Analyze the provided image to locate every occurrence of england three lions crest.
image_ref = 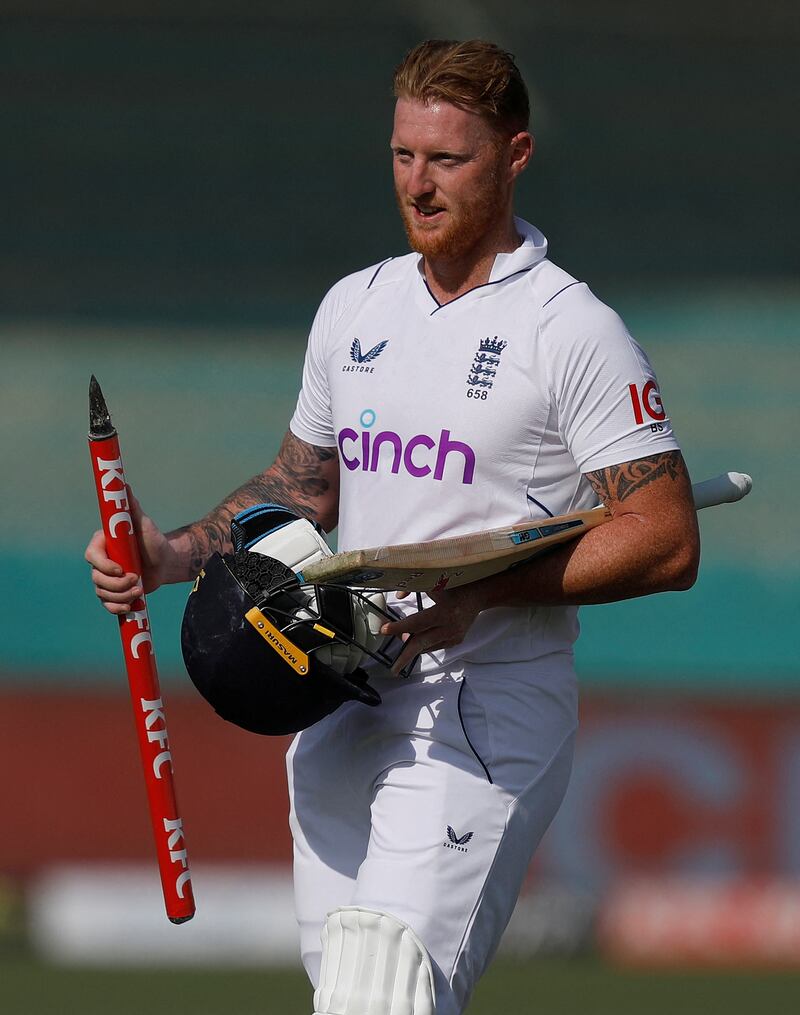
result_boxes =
[466,336,507,399]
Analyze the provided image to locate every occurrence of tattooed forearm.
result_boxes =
[172,514,235,574]
[171,432,340,572]
[272,430,338,506]
[586,451,687,506]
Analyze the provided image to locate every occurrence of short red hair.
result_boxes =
[393,39,530,135]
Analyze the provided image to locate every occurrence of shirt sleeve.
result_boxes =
[289,279,351,448]
[541,283,680,473]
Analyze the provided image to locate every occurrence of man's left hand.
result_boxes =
[380,584,484,674]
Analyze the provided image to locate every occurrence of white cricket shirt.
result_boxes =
[290,218,679,670]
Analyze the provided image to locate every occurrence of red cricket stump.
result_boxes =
[88,376,195,924]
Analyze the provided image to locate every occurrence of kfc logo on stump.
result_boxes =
[629,381,666,432]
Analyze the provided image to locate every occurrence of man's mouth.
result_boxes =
[411,203,445,221]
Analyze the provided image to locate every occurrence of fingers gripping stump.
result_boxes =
[314,908,436,1015]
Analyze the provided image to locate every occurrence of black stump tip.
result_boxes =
[88,375,116,439]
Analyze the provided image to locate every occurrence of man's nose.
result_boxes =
[406,159,435,198]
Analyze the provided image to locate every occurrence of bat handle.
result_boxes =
[692,471,753,510]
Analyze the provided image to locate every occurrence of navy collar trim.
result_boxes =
[424,266,534,315]
[367,257,394,289]
[542,280,582,308]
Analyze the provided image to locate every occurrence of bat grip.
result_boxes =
[692,472,753,511]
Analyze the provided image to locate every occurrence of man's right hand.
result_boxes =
[85,489,173,615]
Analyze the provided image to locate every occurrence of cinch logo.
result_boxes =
[337,411,476,485]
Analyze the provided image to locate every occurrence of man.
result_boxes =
[87,40,699,1015]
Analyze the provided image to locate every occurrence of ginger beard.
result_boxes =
[394,147,507,262]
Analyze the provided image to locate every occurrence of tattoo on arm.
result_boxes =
[174,432,339,572]
[586,451,687,506]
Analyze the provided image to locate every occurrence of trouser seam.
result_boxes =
[456,678,493,784]
[446,720,578,995]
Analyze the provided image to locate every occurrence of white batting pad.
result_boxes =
[248,518,332,572]
[314,907,436,1015]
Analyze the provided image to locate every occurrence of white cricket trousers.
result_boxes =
[287,653,578,1015]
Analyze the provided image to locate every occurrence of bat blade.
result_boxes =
[301,471,752,593]
[301,507,611,591]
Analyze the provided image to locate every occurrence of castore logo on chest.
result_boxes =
[342,338,389,373]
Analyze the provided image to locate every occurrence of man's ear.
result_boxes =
[508,131,534,180]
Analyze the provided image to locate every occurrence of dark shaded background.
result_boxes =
[1,1,796,325]
[2,2,798,684]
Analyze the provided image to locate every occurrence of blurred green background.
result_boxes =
[1,3,798,1010]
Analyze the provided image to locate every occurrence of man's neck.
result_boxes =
[422,221,523,306]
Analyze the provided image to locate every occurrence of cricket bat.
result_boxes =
[299,471,752,593]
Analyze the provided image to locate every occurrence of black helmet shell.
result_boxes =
[181,552,380,735]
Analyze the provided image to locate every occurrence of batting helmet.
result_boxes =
[181,546,396,736]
